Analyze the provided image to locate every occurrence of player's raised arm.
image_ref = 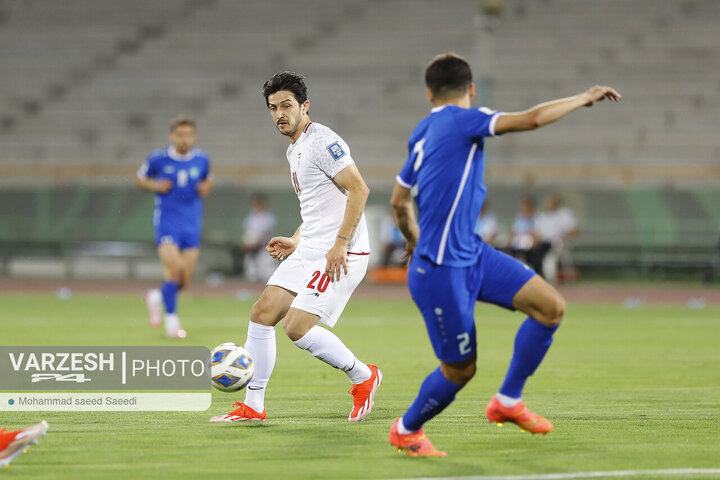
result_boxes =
[390,182,419,261]
[326,164,370,282]
[493,85,621,135]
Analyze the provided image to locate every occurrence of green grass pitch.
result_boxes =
[1,292,719,479]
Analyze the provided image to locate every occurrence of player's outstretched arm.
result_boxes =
[326,164,370,282]
[390,183,419,261]
[494,85,621,135]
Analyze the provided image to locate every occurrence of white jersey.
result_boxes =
[537,207,577,242]
[286,122,370,253]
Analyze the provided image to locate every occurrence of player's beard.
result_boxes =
[276,116,300,138]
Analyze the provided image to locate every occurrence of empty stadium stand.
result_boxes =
[0,0,717,280]
[1,0,718,175]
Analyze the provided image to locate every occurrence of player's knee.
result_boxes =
[538,294,565,326]
[459,362,477,383]
[282,317,310,342]
[441,360,476,386]
[250,298,279,327]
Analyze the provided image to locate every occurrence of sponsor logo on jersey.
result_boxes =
[326,142,346,160]
[163,166,176,173]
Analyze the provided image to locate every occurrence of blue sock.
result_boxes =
[499,317,559,399]
[161,281,179,314]
[402,367,463,432]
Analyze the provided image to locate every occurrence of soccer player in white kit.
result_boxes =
[210,72,382,423]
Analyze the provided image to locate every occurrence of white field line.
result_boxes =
[389,468,720,480]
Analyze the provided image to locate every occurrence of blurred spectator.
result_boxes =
[536,194,578,283]
[510,196,542,271]
[381,212,407,265]
[233,194,276,281]
[474,202,499,246]
[511,196,539,251]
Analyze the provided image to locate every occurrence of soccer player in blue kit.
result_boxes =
[136,115,213,338]
[389,53,621,456]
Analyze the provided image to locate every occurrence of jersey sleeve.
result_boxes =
[455,107,503,139]
[137,154,159,179]
[309,134,354,178]
[396,140,415,189]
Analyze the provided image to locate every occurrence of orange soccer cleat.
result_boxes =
[0,421,49,468]
[347,364,382,422]
[389,417,447,457]
[209,402,266,422]
[485,395,553,434]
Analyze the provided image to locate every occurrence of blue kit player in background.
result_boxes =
[389,53,621,456]
[136,115,213,338]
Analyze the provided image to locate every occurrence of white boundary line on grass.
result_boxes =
[390,468,720,480]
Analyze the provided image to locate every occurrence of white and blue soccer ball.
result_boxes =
[209,343,254,392]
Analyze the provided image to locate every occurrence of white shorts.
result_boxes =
[266,245,369,327]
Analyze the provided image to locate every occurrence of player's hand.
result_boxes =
[196,179,212,197]
[400,240,416,264]
[154,179,173,194]
[325,240,348,283]
[581,86,622,107]
[266,236,298,261]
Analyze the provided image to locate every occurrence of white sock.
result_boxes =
[148,288,162,305]
[243,322,276,413]
[496,392,521,407]
[345,359,372,385]
[397,417,416,435]
[293,326,371,384]
[164,313,180,334]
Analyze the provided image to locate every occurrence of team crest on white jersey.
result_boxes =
[326,142,346,160]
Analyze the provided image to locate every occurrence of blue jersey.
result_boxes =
[397,105,501,266]
[137,147,211,234]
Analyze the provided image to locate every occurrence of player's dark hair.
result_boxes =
[425,52,473,99]
[169,114,196,132]
[262,71,308,107]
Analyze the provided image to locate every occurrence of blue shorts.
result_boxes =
[154,229,201,250]
[407,244,536,363]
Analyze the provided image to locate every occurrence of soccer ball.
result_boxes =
[209,343,254,392]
